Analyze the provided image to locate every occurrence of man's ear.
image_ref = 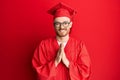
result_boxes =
[69,21,73,28]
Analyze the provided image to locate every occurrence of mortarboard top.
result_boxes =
[47,2,77,20]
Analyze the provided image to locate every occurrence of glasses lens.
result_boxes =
[63,22,70,27]
[54,22,60,27]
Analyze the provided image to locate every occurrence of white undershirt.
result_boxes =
[57,41,67,48]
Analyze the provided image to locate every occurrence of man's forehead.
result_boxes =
[54,17,70,22]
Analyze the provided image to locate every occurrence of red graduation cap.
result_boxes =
[47,2,77,20]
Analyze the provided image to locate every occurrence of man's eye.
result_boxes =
[63,22,68,25]
[54,23,60,25]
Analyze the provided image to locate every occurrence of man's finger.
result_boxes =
[60,43,64,50]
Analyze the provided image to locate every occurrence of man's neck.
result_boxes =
[56,35,69,42]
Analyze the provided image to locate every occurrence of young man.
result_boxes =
[32,2,91,80]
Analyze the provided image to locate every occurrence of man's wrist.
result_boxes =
[55,61,58,67]
[66,61,70,68]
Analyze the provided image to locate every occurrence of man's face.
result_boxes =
[54,17,72,37]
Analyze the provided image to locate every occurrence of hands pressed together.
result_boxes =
[55,43,69,68]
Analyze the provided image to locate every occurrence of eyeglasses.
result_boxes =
[54,21,70,28]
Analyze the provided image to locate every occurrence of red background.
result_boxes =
[0,0,120,80]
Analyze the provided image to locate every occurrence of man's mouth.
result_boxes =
[59,29,66,33]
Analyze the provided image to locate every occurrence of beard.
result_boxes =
[56,28,70,37]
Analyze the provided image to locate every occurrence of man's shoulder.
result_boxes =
[70,37,86,48]
[70,37,83,43]
[40,37,56,44]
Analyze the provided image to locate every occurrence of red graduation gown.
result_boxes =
[32,37,91,80]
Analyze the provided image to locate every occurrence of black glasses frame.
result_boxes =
[54,21,71,28]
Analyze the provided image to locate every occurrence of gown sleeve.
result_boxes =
[32,41,56,80]
[69,41,91,80]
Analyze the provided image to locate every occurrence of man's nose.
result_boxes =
[60,24,64,29]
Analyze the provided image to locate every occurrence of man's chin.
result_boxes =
[57,34,68,37]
